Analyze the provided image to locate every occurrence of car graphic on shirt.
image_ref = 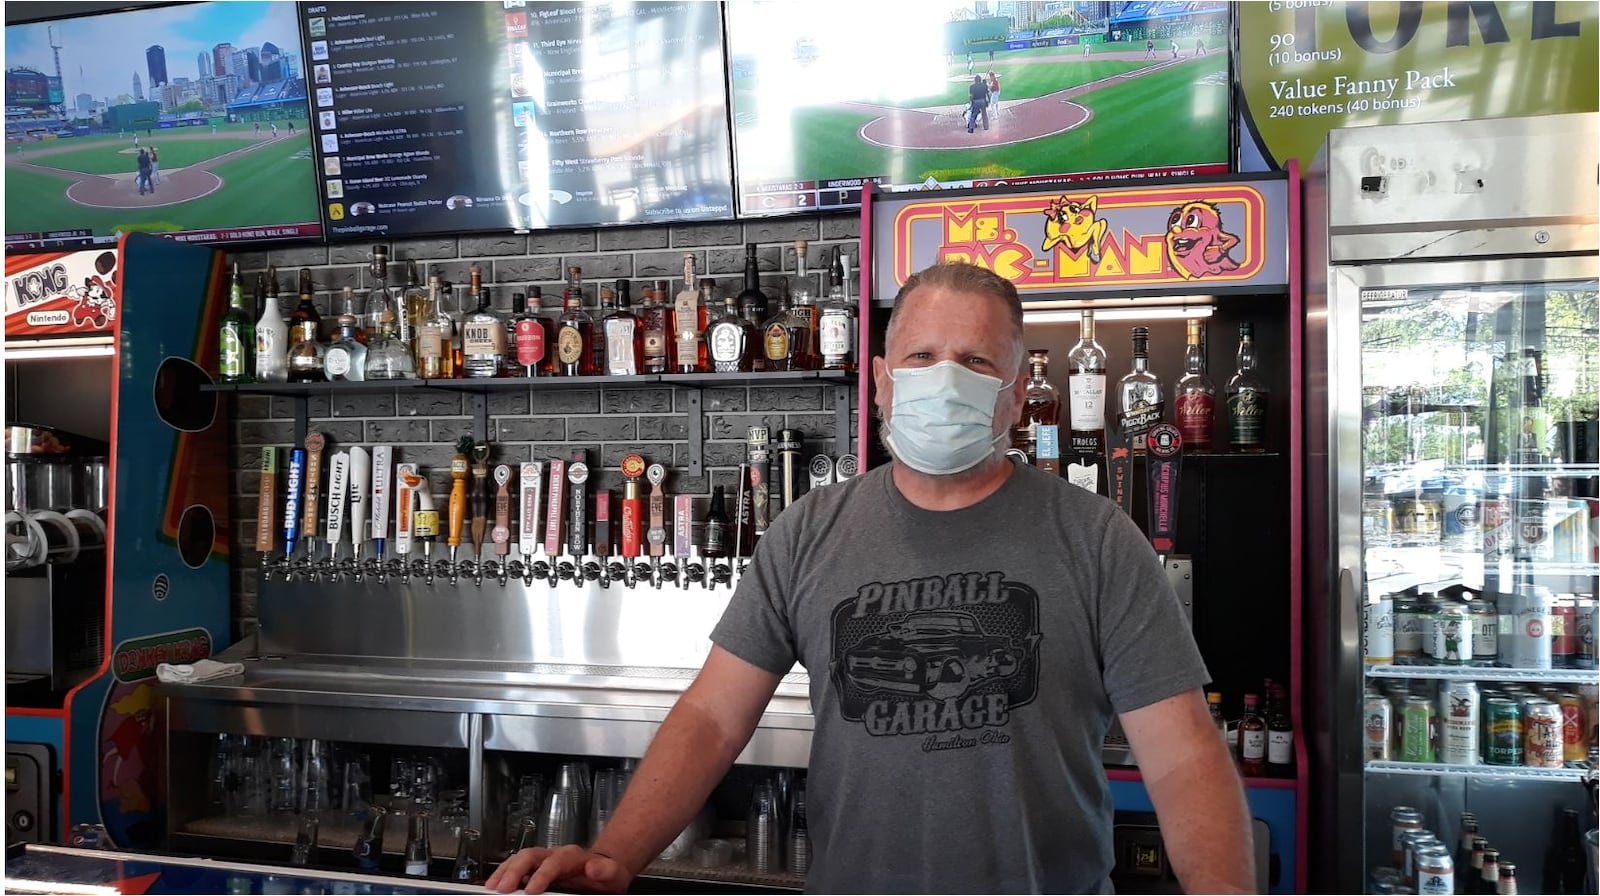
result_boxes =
[841,612,1021,701]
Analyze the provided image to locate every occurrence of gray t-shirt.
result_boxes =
[711,461,1209,893]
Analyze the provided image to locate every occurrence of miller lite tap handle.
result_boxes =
[301,432,326,545]
[447,437,471,550]
[348,446,370,556]
[256,447,278,554]
[492,464,512,557]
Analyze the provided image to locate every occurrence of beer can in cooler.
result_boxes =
[1401,830,1437,887]
[1416,596,1441,664]
[1399,695,1435,762]
[1500,584,1553,670]
[1442,485,1481,552]
[1415,844,1453,895]
[1480,494,1513,556]
[1467,599,1498,666]
[1551,598,1577,668]
[1431,601,1472,666]
[1483,697,1522,766]
[1364,690,1393,760]
[1394,598,1424,665]
[1524,699,1564,768]
[1558,692,1588,761]
[1366,595,1395,665]
[1438,680,1479,765]
[1576,597,1597,670]
[1389,806,1425,866]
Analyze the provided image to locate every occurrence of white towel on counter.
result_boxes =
[155,659,244,684]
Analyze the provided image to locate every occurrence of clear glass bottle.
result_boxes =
[285,268,327,383]
[399,257,424,352]
[672,255,708,374]
[603,279,644,376]
[403,807,431,877]
[363,244,393,344]
[640,279,671,374]
[1065,309,1107,459]
[364,300,416,380]
[352,804,387,870]
[414,274,453,379]
[451,827,483,883]
[1014,349,1061,462]
[708,290,757,373]
[1116,326,1164,453]
[461,274,506,379]
[556,266,598,377]
[323,288,367,382]
[789,241,819,370]
[1226,322,1268,452]
[817,247,855,371]
[255,266,289,383]
[218,262,254,383]
[1173,318,1215,451]
[451,273,473,377]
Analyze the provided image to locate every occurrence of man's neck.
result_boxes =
[891,454,1013,511]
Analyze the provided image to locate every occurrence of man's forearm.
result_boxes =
[1142,736,1256,893]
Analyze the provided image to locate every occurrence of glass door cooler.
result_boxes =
[1306,112,1599,893]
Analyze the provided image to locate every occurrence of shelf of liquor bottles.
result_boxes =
[1365,665,1598,684]
[1363,760,1593,782]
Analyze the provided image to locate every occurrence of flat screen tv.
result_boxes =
[4,1,323,252]
[724,0,1234,217]
[300,0,735,240]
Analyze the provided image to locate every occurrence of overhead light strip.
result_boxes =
[1022,307,1215,324]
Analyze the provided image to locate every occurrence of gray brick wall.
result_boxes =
[226,213,862,640]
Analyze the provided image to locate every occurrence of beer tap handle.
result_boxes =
[394,462,416,583]
[370,446,392,570]
[283,448,306,576]
[447,437,471,567]
[348,446,370,578]
[301,432,326,562]
[256,447,279,577]
[325,450,350,577]
[646,463,667,559]
[566,453,589,560]
[469,441,490,558]
[673,494,694,590]
[492,464,512,584]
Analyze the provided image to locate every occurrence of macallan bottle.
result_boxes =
[1173,319,1216,450]
[1237,692,1266,776]
[602,279,644,375]
[1226,322,1268,452]
[1065,309,1107,461]
[1013,349,1061,462]
[556,266,598,377]
[1116,326,1163,453]
[640,280,671,374]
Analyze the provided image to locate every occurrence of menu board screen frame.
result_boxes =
[724,0,1236,219]
[300,0,737,243]
[4,0,324,254]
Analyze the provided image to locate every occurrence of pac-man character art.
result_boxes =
[1165,200,1240,280]
[1043,194,1109,263]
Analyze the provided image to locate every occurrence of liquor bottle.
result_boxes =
[218,262,254,383]
[450,276,470,377]
[323,288,367,382]
[789,241,819,370]
[1265,682,1293,772]
[255,267,288,383]
[640,279,670,374]
[1206,690,1228,746]
[602,279,644,376]
[1237,692,1266,775]
[708,289,757,373]
[703,485,730,559]
[817,247,856,371]
[1173,318,1216,450]
[672,256,708,373]
[736,242,768,328]
[1066,309,1108,462]
[399,258,424,351]
[1226,322,1268,452]
[556,266,598,377]
[591,284,616,375]
[1495,862,1517,895]
[460,268,504,378]
[529,286,557,376]
[761,278,800,372]
[505,293,542,377]
[415,274,454,379]
[403,808,431,877]
[364,292,416,381]
[364,245,393,343]
[1012,349,1061,462]
[285,269,327,383]
[1117,327,1163,452]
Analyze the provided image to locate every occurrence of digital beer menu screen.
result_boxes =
[300,0,735,239]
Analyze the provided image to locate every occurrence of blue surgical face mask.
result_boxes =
[885,361,1015,476]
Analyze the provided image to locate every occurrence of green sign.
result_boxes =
[1239,1,1598,169]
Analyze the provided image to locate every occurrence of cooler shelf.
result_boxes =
[1364,665,1596,683]
[1363,760,1591,782]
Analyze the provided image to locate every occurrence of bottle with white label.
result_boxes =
[460,266,506,379]
[816,246,855,371]
[254,267,288,382]
[1238,692,1266,775]
[1266,684,1294,770]
[1066,309,1107,483]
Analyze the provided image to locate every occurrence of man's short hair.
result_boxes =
[886,262,1025,370]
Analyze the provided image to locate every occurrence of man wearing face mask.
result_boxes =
[488,262,1254,895]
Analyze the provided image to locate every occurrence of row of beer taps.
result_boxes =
[254,430,846,590]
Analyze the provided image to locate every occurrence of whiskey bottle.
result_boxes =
[1226,322,1268,452]
[254,266,288,383]
[1237,692,1266,776]
[1116,326,1164,453]
[461,278,507,379]
[530,286,558,376]
[817,247,856,371]
[1266,681,1293,772]
[602,279,643,376]
[285,268,327,383]
[218,262,254,383]
[639,280,670,374]
[672,256,708,373]
[415,274,454,379]
[1066,309,1108,462]
[703,485,730,559]
[591,284,615,375]
[505,293,543,377]
[398,257,424,351]
[736,242,768,327]
[1013,349,1061,462]
[708,289,757,373]
[761,278,799,372]
[363,245,394,344]
[1173,319,1215,450]
[788,242,819,370]
[556,266,598,377]
[323,288,367,382]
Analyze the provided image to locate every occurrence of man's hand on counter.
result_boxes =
[485,845,631,894]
